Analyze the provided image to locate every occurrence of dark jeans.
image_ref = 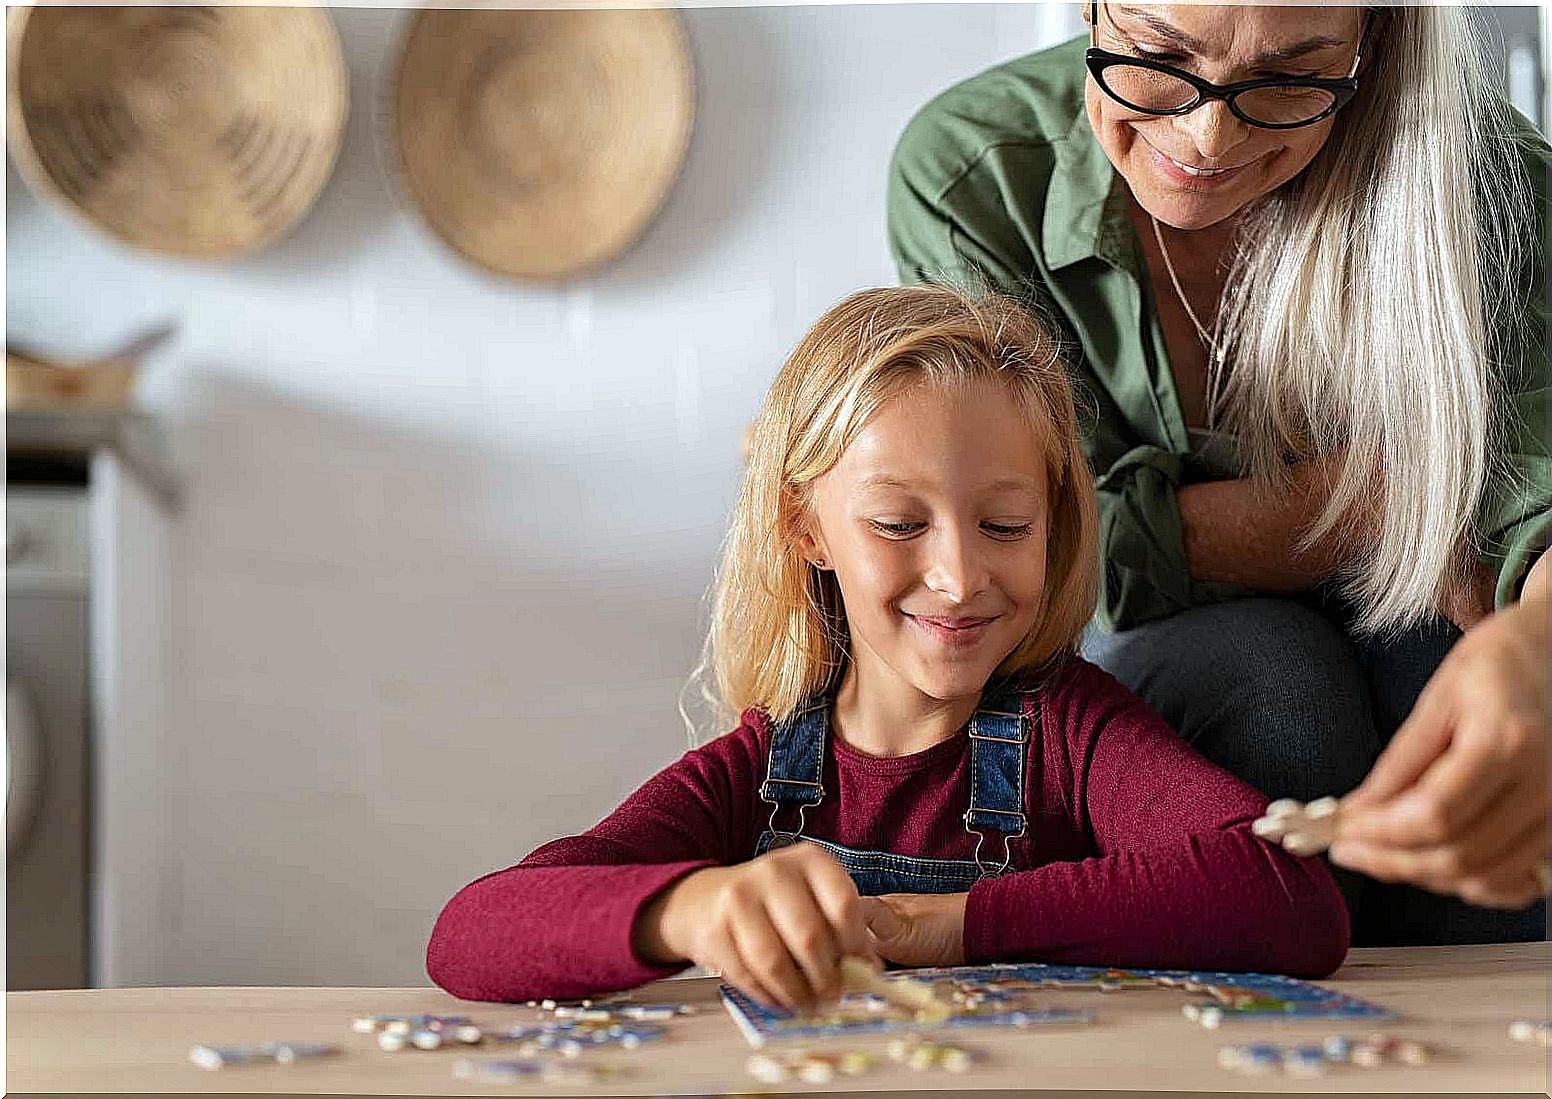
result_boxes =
[1081,595,1547,947]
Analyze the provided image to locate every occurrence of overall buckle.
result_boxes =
[962,807,1028,877]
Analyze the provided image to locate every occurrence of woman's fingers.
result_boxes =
[1456,817,1552,909]
[1339,744,1516,853]
[1341,684,1452,812]
[1332,784,1548,902]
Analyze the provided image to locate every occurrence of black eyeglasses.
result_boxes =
[1085,2,1373,130]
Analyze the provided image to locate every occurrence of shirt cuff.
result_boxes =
[1092,446,1192,632]
[1492,510,1552,607]
[962,873,1066,963]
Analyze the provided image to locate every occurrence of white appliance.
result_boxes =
[7,486,91,989]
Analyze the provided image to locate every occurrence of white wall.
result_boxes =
[6,3,1081,987]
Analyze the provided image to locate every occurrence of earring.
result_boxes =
[812,557,828,569]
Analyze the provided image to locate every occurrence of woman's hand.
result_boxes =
[631,842,878,1013]
[859,892,968,968]
[1330,567,1550,909]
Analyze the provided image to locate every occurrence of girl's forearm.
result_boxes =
[963,830,1350,977]
[426,861,713,1002]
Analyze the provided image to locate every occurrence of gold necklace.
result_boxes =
[1151,215,1222,368]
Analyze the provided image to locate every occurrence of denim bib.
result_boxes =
[753,680,1036,895]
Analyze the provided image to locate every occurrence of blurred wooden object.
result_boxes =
[6,6,348,258]
[6,326,171,411]
[392,8,694,281]
[7,354,137,410]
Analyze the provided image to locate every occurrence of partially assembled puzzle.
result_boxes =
[720,961,1394,1046]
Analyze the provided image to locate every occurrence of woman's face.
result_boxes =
[1085,3,1366,230]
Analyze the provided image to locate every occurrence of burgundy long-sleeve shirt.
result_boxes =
[427,659,1349,1001]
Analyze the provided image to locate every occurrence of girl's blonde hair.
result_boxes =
[1213,5,1538,634]
[698,284,1098,731]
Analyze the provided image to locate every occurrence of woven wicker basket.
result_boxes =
[6,6,348,259]
[392,8,694,281]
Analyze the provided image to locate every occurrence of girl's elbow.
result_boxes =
[424,903,509,1002]
[1280,876,1352,979]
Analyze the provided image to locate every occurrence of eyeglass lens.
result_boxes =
[1099,65,1339,126]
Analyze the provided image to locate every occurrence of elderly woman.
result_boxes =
[889,3,1548,945]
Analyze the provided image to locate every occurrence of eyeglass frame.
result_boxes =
[1084,2,1375,130]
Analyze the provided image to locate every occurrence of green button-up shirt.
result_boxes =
[888,34,1551,632]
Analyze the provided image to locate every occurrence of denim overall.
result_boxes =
[752,680,1037,894]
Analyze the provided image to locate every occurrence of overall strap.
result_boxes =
[964,679,1036,877]
[758,698,827,840]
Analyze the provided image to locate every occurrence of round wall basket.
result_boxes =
[6,6,348,259]
[392,8,695,282]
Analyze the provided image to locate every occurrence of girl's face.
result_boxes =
[1086,3,1365,230]
[799,379,1050,709]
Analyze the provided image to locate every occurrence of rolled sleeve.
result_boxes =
[1091,446,1193,630]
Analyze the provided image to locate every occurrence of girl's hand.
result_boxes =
[859,893,968,968]
[633,843,878,1013]
[1330,587,1550,909]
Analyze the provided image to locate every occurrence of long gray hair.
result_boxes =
[1212,4,1537,634]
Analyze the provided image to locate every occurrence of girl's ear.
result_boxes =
[793,522,832,571]
[783,492,832,571]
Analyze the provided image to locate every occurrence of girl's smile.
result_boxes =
[904,613,998,649]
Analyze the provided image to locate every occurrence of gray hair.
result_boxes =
[1213,4,1536,634]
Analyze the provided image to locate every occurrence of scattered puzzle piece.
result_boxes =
[746,1048,877,1084]
[490,1019,665,1056]
[1218,1034,1434,1077]
[1510,1019,1552,1046]
[352,1013,471,1034]
[453,1056,622,1085]
[378,1022,483,1051]
[189,1041,339,1070]
[887,1034,977,1073]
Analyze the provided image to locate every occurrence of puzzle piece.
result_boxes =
[886,1035,978,1073]
[490,1019,665,1056]
[378,1022,483,1051]
[746,1048,877,1084]
[453,1057,622,1085]
[1510,1019,1552,1046]
[189,1041,339,1069]
[1252,796,1340,856]
[1218,1033,1433,1076]
[528,997,699,1023]
[352,1013,471,1034]
[839,956,952,1021]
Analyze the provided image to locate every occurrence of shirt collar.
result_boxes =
[1041,100,1139,275]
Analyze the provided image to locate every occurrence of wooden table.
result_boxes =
[9,945,1549,1096]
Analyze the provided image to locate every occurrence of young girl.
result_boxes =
[427,286,1349,1009]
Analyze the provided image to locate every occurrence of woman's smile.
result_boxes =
[1138,132,1269,190]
